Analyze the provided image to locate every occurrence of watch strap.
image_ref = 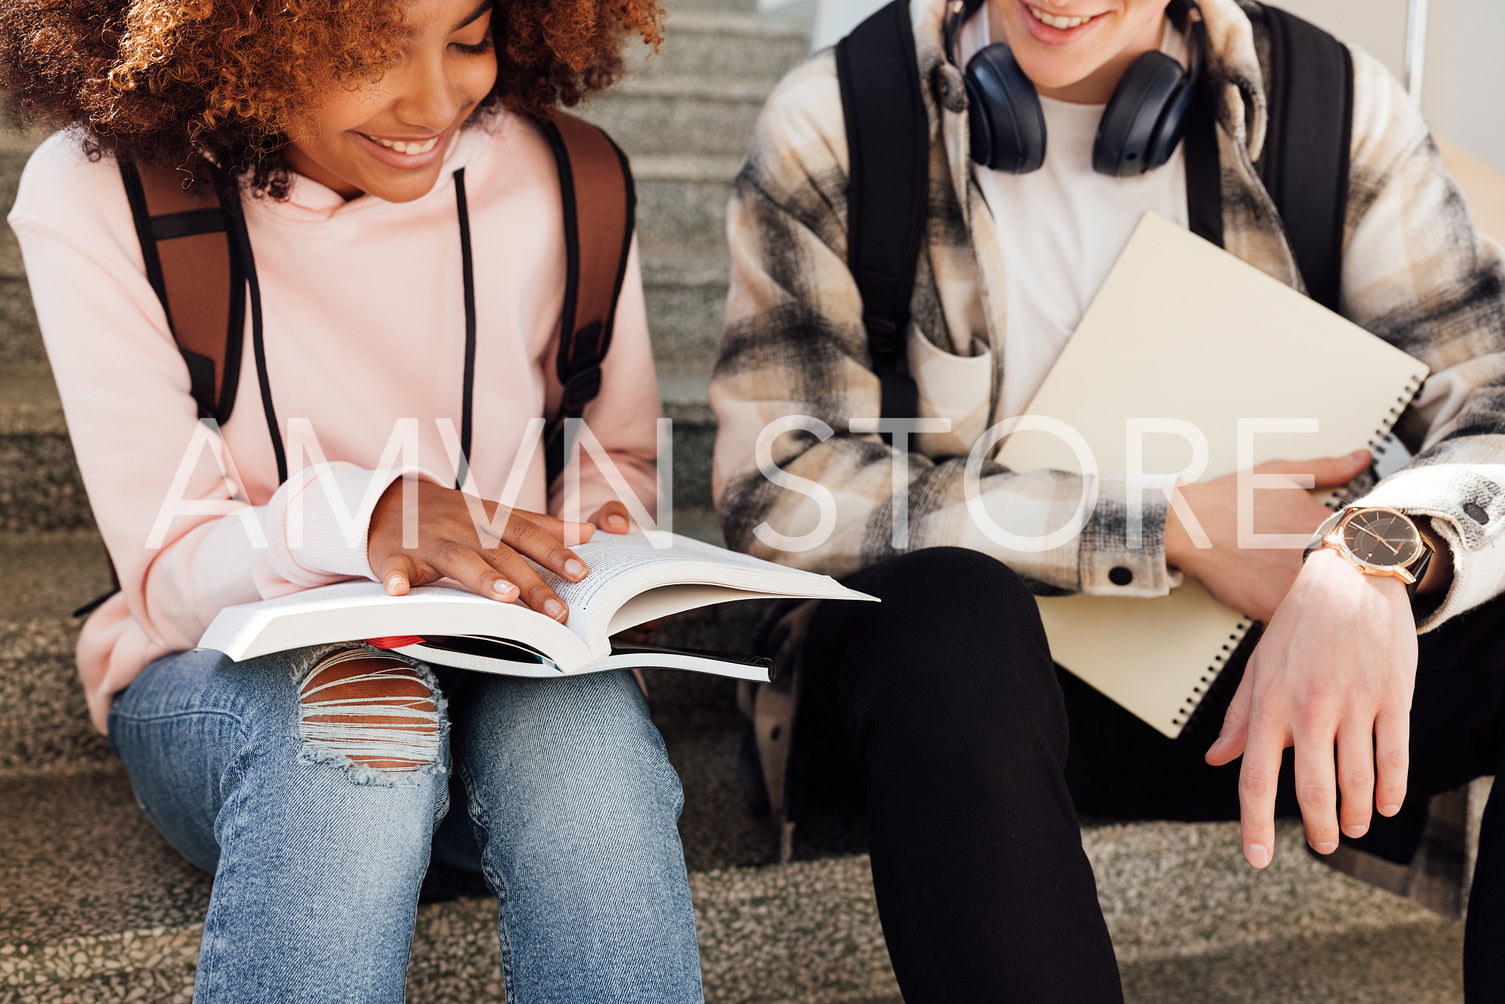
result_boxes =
[1302,510,1344,563]
[1406,535,1434,598]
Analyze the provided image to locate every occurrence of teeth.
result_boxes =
[367,135,439,155]
[1027,5,1092,28]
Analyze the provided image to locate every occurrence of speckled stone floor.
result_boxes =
[1,752,1468,1003]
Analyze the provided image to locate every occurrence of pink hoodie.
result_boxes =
[9,112,663,732]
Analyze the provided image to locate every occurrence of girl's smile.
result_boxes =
[352,128,450,172]
[282,0,497,202]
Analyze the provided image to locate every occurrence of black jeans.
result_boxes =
[798,547,1505,1003]
[798,548,1123,1003]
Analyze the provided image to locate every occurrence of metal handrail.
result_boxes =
[1405,0,1429,103]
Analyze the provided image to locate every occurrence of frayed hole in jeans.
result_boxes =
[298,649,441,772]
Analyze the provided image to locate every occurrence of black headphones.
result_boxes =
[947,0,1205,177]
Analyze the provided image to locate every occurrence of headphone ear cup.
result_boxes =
[1092,51,1187,177]
[964,44,1046,173]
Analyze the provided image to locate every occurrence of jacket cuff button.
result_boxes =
[1109,566,1134,586]
[1464,502,1490,525]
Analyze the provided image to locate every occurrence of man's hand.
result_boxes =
[1205,548,1418,868]
[1166,451,1371,623]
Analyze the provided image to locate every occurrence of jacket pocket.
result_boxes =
[906,329,994,457]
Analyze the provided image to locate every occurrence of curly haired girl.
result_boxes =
[5,0,704,999]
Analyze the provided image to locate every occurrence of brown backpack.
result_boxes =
[78,112,635,617]
[117,110,636,489]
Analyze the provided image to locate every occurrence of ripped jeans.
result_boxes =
[107,643,704,1004]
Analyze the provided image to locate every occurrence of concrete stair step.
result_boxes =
[0,360,721,536]
[0,364,91,534]
[1115,919,1463,1003]
[861,917,1467,1004]
[0,758,1461,1003]
[666,0,766,16]
[631,10,808,85]
[577,76,770,158]
[635,155,742,259]
[645,254,731,374]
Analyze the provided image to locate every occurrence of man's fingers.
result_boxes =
[1292,724,1341,854]
[1206,671,1253,765]
[1238,717,1286,869]
[1262,450,1371,488]
[1374,707,1411,817]
[1336,722,1376,839]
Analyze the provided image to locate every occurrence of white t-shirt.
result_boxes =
[960,10,1191,417]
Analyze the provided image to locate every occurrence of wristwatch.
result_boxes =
[1302,506,1434,597]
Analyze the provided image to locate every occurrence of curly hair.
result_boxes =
[0,0,662,194]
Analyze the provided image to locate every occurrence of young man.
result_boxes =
[711,0,1505,999]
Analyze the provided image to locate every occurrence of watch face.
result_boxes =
[1340,509,1422,568]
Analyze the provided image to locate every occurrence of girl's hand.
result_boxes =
[588,500,634,534]
[367,479,595,622]
[586,501,664,641]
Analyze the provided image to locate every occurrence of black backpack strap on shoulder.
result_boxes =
[836,0,927,429]
[1257,3,1353,312]
[118,159,246,425]
[536,111,636,486]
[1179,2,1223,249]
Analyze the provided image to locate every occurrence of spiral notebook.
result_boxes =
[997,213,1429,738]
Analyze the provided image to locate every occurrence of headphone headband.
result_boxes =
[947,0,1205,176]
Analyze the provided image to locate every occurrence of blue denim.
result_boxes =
[108,644,704,1004]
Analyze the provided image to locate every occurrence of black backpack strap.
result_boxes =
[536,112,637,486]
[1257,3,1353,312]
[836,0,926,429]
[118,159,246,424]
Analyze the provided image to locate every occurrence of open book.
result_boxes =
[997,213,1430,738]
[198,531,874,682]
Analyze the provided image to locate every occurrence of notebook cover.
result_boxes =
[997,213,1429,737]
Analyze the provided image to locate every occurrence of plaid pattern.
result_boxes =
[711,0,1505,914]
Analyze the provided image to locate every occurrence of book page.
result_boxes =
[542,533,699,612]
[534,531,873,650]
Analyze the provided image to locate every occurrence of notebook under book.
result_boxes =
[996,212,1430,738]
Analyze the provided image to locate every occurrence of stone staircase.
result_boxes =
[4,2,1500,1000]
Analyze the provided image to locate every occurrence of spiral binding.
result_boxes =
[1336,372,1426,507]
[1170,371,1427,738]
[1171,619,1254,733]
